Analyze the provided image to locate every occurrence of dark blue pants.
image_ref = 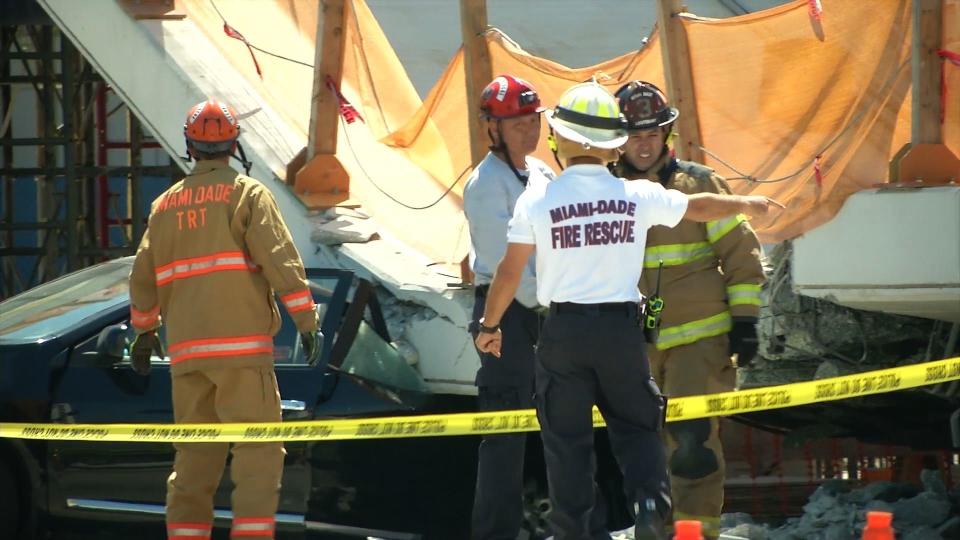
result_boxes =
[471,385,534,540]
[470,293,611,540]
[535,306,670,540]
[470,290,539,540]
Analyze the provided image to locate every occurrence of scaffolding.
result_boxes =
[0,6,181,299]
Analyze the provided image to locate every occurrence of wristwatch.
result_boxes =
[478,318,500,334]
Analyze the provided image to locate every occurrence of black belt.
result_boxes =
[549,301,638,318]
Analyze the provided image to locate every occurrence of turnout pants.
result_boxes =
[535,304,670,540]
[165,366,284,540]
[647,334,734,539]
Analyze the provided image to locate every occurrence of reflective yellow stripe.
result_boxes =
[727,283,762,306]
[656,311,732,350]
[644,241,714,268]
[597,99,613,119]
[569,95,589,114]
[672,511,720,536]
[705,213,747,243]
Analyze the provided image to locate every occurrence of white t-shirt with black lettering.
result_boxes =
[507,163,688,306]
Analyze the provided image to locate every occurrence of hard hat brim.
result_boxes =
[626,107,680,131]
[545,109,628,149]
[485,106,546,120]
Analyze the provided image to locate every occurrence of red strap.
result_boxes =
[813,154,823,188]
[939,49,960,66]
[325,75,365,124]
[223,23,263,79]
[807,0,823,22]
[938,49,960,124]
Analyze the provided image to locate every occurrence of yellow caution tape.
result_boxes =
[1,356,958,443]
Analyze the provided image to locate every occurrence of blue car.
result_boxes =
[0,257,516,539]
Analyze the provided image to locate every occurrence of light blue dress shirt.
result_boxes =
[463,152,555,308]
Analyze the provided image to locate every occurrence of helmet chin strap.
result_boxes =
[621,143,672,182]
[182,139,251,175]
[182,137,194,165]
[488,120,528,186]
[232,141,253,175]
[547,126,564,171]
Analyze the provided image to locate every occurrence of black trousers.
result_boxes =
[470,290,539,540]
[535,304,670,540]
[471,385,534,540]
[470,293,611,540]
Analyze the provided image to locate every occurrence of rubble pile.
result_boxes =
[747,242,939,391]
[718,470,959,540]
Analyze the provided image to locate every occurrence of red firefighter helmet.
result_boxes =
[183,99,240,154]
[614,81,679,131]
[479,75,545,120]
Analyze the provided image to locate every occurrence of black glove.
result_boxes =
[130,331,164,376]
[301,329,324,364]
[728,317,759,368]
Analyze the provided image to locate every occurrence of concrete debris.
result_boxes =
[310,215,379,245]
[863,499,895,514]
[761,471,958,539]
[816,478,853,496]
[937,516,960,537]
[745,241,941,388]
[719,522,769,539]
[891,491,952,527]
[307,206,371,220]
[377,290,440,340]
[324,207,371,220]
[847,481,917,504]
[812,360,859,380]
[902,525,943,540]
[611,472,957,540]
[721,512,756,528]
[921,468,948,496]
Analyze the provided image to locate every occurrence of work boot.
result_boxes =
[634,498,667,540]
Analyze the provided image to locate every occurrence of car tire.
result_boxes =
[0,460,21,539]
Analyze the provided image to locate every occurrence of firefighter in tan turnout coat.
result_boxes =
[128,99,322,540]
[612,81,765,539]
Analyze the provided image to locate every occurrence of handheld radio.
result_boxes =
[643,260,664,344]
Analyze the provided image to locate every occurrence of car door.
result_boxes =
[46,269,353,525]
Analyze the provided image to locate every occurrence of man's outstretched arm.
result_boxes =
[684,193,784,222]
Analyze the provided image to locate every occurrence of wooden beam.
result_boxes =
[895,0,960,185]
[656,0,705,163]
[294,0,352,205]
[912,0,942,144]
[309,0,347,159]
[118,0,185,20]
[459,0,492,166]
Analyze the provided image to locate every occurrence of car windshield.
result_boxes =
[0,259,132,344]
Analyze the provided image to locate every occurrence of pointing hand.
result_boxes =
[741,196,785,217]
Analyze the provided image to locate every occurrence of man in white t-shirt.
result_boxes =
[475,82,782,540]
[463,74,560,540]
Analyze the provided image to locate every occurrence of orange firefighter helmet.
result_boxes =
[183,99,240,154]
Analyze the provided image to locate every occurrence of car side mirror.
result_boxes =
[96,324,129,362]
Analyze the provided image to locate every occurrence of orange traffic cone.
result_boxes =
[673,520,704,540]
[862,511,895,540]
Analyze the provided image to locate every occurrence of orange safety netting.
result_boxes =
[176,0,958,266]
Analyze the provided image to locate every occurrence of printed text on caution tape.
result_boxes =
[1,356,957,443]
